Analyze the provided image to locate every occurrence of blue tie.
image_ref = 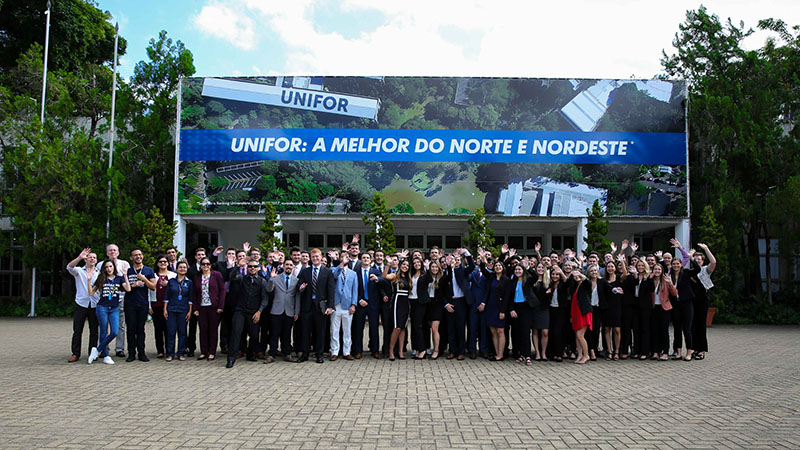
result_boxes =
[363,269,369,300]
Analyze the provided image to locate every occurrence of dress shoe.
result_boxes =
[264,356,275,364]
[297,355,309,363]
[126,355,136,362]
[468,353,477,360]
[447,353,455,360]
[226,359,235,368]
[330,355,338,361]
[344,355,355,361]
[116,351,126,358]
[68,355,79,363]
[276,351,284,357]
[481,353,489,359]
[457,355,465,361]
[246,355,257,362]
[139,355,150,362]
[316,356,324,363]
[256,352,266,360]
[187,351,195,357]
[372,352,382,360]
[284,355,294,362]
[354,353,362,359]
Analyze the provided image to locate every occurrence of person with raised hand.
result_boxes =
[87,259,131,365]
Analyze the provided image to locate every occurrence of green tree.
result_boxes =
[661,7,800,299]
[391,202,414,214]
[465,207,498,255]
[208,176,228,190]
[0,0,126,73]
[257,201,284,257]
[362,193,396,253]
[134,206,177,267]
[584,200,611,254]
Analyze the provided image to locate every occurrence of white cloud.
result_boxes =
[193,2,257,51]
[194,0,800,78]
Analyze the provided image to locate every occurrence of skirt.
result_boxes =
[571,292,593,332]
[392,290,409,329]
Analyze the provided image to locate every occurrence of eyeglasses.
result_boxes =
[247,265,259,269]
[200,262,211,266]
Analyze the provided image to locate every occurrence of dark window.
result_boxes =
[563,235,576,250]
[526,236,543,250]
[395,235,406,248]
[327,234,343,249]
[445,235,462,249]
[196,232,218,251]
[285,233,300,247]
[507,236,524,249]
[427,235,442,249]
[307,234,324,248]
[551,236,562,250]
[408,235,424,249]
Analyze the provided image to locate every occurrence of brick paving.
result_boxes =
[0,318,798,449]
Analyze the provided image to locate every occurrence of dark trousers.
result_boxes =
[447,297,467,356]
[588,306,602,352]
[352,305,380,355]
[71,304,98,357]
[672,299,695,350]
[620,304,635,355]
[165,310,187,357]
[467,303,488,354]
[512,303,533,358]
[651,307,671,354]
[268,313,294,357]
[692,293,709,352]
[547,307,568,358]
[124,303,148,358]
[186,312,198,353]
[258,311,270,354]
[409,299,427,353]
[299,308,327,358]
[637,307,652,356]
[151,304,168,355]
[381,301,393,355]
[219,304,235,350]
[198,306,221,356]
[228,310,260,361]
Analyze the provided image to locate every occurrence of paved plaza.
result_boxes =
[0,318,798,449]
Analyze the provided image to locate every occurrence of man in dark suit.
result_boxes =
[353,252,385,359]
[444,248,475,360]
[265,259,300,363]
[296,248,335,363]
[185,246,208,357]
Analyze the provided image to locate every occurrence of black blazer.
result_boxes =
[297,265,336,313]
[504,276,540,310]
[671,264,699,302]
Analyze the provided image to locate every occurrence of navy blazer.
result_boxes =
[355,265,384,310]
[297,265,336,313]
[468,268,489,307]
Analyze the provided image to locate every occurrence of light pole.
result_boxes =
[105,22,119,239]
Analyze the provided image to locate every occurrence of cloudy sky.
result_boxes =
[97,0,800,81]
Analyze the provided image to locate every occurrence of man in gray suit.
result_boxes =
[265,259,301,363]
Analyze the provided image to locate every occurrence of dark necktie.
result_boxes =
[285,275,289,290]
[363,269,369,300]
[312,267,318,296]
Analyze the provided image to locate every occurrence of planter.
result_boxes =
[706,307,717,327]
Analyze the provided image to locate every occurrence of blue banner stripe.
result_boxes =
[179,128,686,165]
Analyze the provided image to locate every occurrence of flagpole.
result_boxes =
[105,22,118,239]
[30,0,52,318]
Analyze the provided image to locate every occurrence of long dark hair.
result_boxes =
[93,260,116,292]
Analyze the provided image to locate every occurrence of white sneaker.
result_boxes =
[88,347,99,364]
[103,356,115,365]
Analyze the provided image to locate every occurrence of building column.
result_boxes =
[675,218,691,258]
[175,216,187,256]
[576,217,588,253]
[543,232,553,254]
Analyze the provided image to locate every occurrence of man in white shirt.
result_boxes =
[66,248,100,362]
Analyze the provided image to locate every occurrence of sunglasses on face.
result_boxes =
[200,262,211,266]
[157,260,167,264]
[248,265,259,269]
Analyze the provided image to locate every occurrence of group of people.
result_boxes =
[67,235,716,368]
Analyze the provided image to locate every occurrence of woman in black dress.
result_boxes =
[531,263,551,361]
[383,259,410,361]
[603,257,625,360]
[419,260,449,360]
[546,266,569,362]
[482,259,509,361]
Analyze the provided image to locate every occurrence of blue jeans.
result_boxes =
[166,310,188,357]
[96,305,120,358]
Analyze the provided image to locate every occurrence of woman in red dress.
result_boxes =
[569,269,593,364]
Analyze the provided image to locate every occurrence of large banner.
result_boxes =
[178,76,688,217]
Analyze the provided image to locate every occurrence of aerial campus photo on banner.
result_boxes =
[178,76,688,218]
